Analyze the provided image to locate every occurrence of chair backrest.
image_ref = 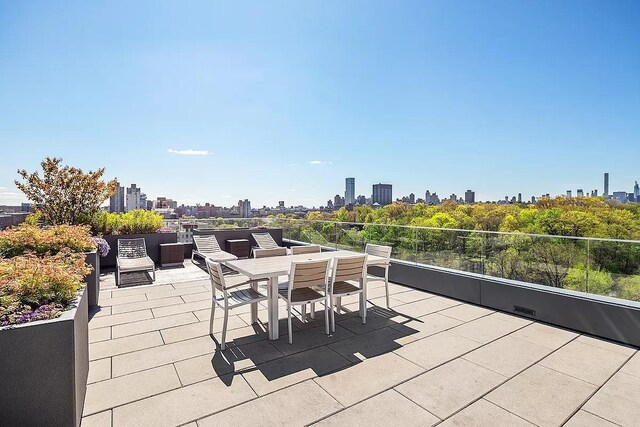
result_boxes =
[205,258,225,292]
[365,243,392,259]
[193,235,223,253]
[291,244,321,255]
[331,254,367,284]
[117,238,147,259]
[289,259,330,290]
[253,247,288,258]
[252,232,280,249]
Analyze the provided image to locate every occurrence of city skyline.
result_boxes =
[1,1,639,207]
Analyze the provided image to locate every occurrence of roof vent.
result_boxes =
[513,305,536,316]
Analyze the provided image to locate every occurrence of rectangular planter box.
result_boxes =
[85,250,100,306]
[100,232,178,268]
[0,286,89,427]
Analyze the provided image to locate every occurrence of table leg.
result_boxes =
[250,282,258,324]
[268,276,279,340]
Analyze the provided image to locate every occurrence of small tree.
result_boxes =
[15,157,117,226]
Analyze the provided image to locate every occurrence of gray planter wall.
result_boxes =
[101,232,178,268]
[84,250,100,306]
[0,286,89,427]
[193,228,283,250]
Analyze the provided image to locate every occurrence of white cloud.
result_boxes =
[309,160,332,165]
[167,149,212,156]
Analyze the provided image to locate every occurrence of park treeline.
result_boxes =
[274,197,640,301]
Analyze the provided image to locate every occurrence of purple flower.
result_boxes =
[92,237,110,257]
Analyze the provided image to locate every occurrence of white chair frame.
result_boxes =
[279,259,331,344]
[329,254,368,332]
[205,258,268,350]
[365,243,392,307]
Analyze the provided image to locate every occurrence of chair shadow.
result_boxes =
[205,301,422,387]
[117,271,154,288]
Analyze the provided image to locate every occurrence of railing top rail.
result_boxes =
[165,217,640,244]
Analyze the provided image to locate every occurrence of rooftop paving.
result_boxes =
[83,262,640,427]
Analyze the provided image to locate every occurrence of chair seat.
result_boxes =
[196,250,238,262]
[118,256,154,272]
[331,281,362,296]
[278,286,326,303]
[216,287,267,306]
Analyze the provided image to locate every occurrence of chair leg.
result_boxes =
[152,267,156,282]
[360,280,367,325]
[301,304,307,323]
[287,302,293,344]
[209,299,216,335]
[336,297,341,314]
[324,298,330,335]
[221,308,229,350]
[310,302,316,319]
[330,296,336,333]
[384,266,390,308]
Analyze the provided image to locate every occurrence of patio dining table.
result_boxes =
[224,249,388,340]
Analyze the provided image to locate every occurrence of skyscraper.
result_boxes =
[425,190,431,205]
[517,193,522,203]
[125,184,142,211]
[238,199,251,217]
[345,178,355,205]
[577,189,584,197]
[566,190,572,197]
[372,184,392,206]
[604,173,609,197]
[464,190,475,204]
[634,181,639,200]
[109,181,125,213]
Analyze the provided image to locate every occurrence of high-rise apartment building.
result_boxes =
[464,190,475,204]
[634,181,639,200]
[126,184,142,211]
[577,189,584,197]
[140,193,147,210]
[567,190,572,197]
[345,178,356,205]
[109,182,125,213]
[409,193,415,204]
[517,193,522,203]
[604,173,609,197]
[238,199,251,217]
[372,184,392,206]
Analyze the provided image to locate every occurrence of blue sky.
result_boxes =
[1,0,638,207]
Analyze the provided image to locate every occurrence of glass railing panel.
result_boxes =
[588,239,640,302]
[335,222,366,253]
[363,223,414,262]
[414,228,483,273]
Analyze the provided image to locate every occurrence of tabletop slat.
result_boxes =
[224,250,387,280]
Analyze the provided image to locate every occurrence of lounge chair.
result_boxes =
[252,232,282,250]
[116,238,155,286]
[192,235,238,264]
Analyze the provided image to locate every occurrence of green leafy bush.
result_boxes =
[92,210,165,235]
[0,251,91,326]
[0,223,95,258]
[562,265,613,296]
[618,276,640,301]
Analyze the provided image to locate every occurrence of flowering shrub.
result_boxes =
[0,251,91,326]
[0,223,95,258]
[91,210,165,235]
[92,237,110,257]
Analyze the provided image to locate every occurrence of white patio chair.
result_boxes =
[279,259,331,344]
[252,232,281,249]
[329,254,368,332]
[205,258,268,350]
[291,244,321,255]
[116,238,155,286]
[253,247,288,258]
[365,243,392,307]
[192,235,238,263]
